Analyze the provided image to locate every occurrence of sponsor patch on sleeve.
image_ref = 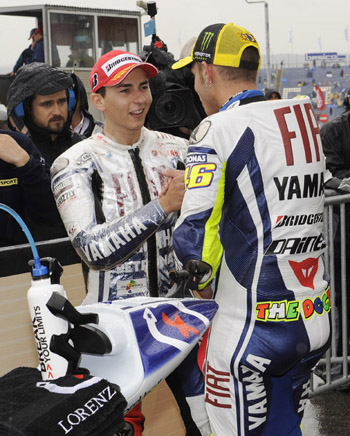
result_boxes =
[50,157,69,178]
[190,120,211,144]
[76,152,91,166]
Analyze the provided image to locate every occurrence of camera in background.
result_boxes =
[140,34,206,138]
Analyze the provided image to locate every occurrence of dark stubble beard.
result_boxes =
[47,115,66,133]
[25,113,68,136]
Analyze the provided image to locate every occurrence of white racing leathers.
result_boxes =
[51,128,211,436]
[51,127,188,303]
[173,94,331,436]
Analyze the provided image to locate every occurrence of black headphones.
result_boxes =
[13,88,76,118]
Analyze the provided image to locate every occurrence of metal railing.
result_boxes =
[310,191,350,396]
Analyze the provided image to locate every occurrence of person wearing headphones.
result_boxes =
[5,62,83,243]
[70,73,104,138]
[6,62,82,167]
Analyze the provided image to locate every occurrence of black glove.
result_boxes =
[186,260,212,285]
[116,422,134,436]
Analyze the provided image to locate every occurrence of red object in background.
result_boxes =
[315,86,326,110]
[197,328,210,373]
[319,114,329,123]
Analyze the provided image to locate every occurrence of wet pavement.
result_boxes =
[302,387,350,435]
[302,400,321,436]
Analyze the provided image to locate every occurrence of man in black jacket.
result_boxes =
[6,63,82,167]
[0,130,61,247]
[321,109,350,179]
[320,107,350,370]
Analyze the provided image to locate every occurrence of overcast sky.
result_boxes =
[0,0,349,73]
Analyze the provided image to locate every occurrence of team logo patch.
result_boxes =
[118,278,147,296]
[162,311,200,338]
[76,153,91,166]
[255,288,330,322]
[0,178,18,187]
[102,54,141,77]
[237,31,257,43]
[289,257,319,289]
[190,120,211,144]
[112,65,135,82]
[50,157,69,177]
[200,32,214,51]
[92,73,98,90]
[186,154,207,164]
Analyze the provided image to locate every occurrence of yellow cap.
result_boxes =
[172,22,260,71]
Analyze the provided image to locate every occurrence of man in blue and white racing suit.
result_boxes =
[172,23,331,436]
[50,50,210,436]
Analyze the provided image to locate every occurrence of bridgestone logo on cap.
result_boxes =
[102,54,142,77]
[92,73,98,90]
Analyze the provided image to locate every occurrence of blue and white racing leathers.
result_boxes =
[173,91,331,436]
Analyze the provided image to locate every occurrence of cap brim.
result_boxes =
[139,62,159,79]
[28,29,40,39]
[172,56,193,70]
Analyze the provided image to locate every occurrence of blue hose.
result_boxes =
[0,203,48,276]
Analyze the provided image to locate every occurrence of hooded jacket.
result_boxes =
[7,62,82,167]
[71,74,104,138]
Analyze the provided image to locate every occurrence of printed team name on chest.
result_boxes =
[273,102,323,201]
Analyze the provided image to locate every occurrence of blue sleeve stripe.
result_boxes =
[226,127,272,252]
[188,146,217,155]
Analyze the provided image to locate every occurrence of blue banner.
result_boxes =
[144,19,156,37]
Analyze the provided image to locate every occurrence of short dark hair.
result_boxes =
[96,87,106,97]
[216,47,259,82]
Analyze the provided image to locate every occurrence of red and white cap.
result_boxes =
[90,50,158,93]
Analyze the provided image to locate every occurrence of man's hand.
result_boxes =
[116,422,134,435]
[0,134,30,167]
[158,168,185,214]
[186,259,212,284]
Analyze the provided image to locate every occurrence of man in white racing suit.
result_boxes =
[172,23,331,436]
[50,50,210,436]
[51,51,187,304]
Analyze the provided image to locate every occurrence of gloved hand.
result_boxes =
[186,260,212,285]
[116,422,134,436]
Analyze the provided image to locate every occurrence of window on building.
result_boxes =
[50,13,94,69]
[97,16,139,57]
